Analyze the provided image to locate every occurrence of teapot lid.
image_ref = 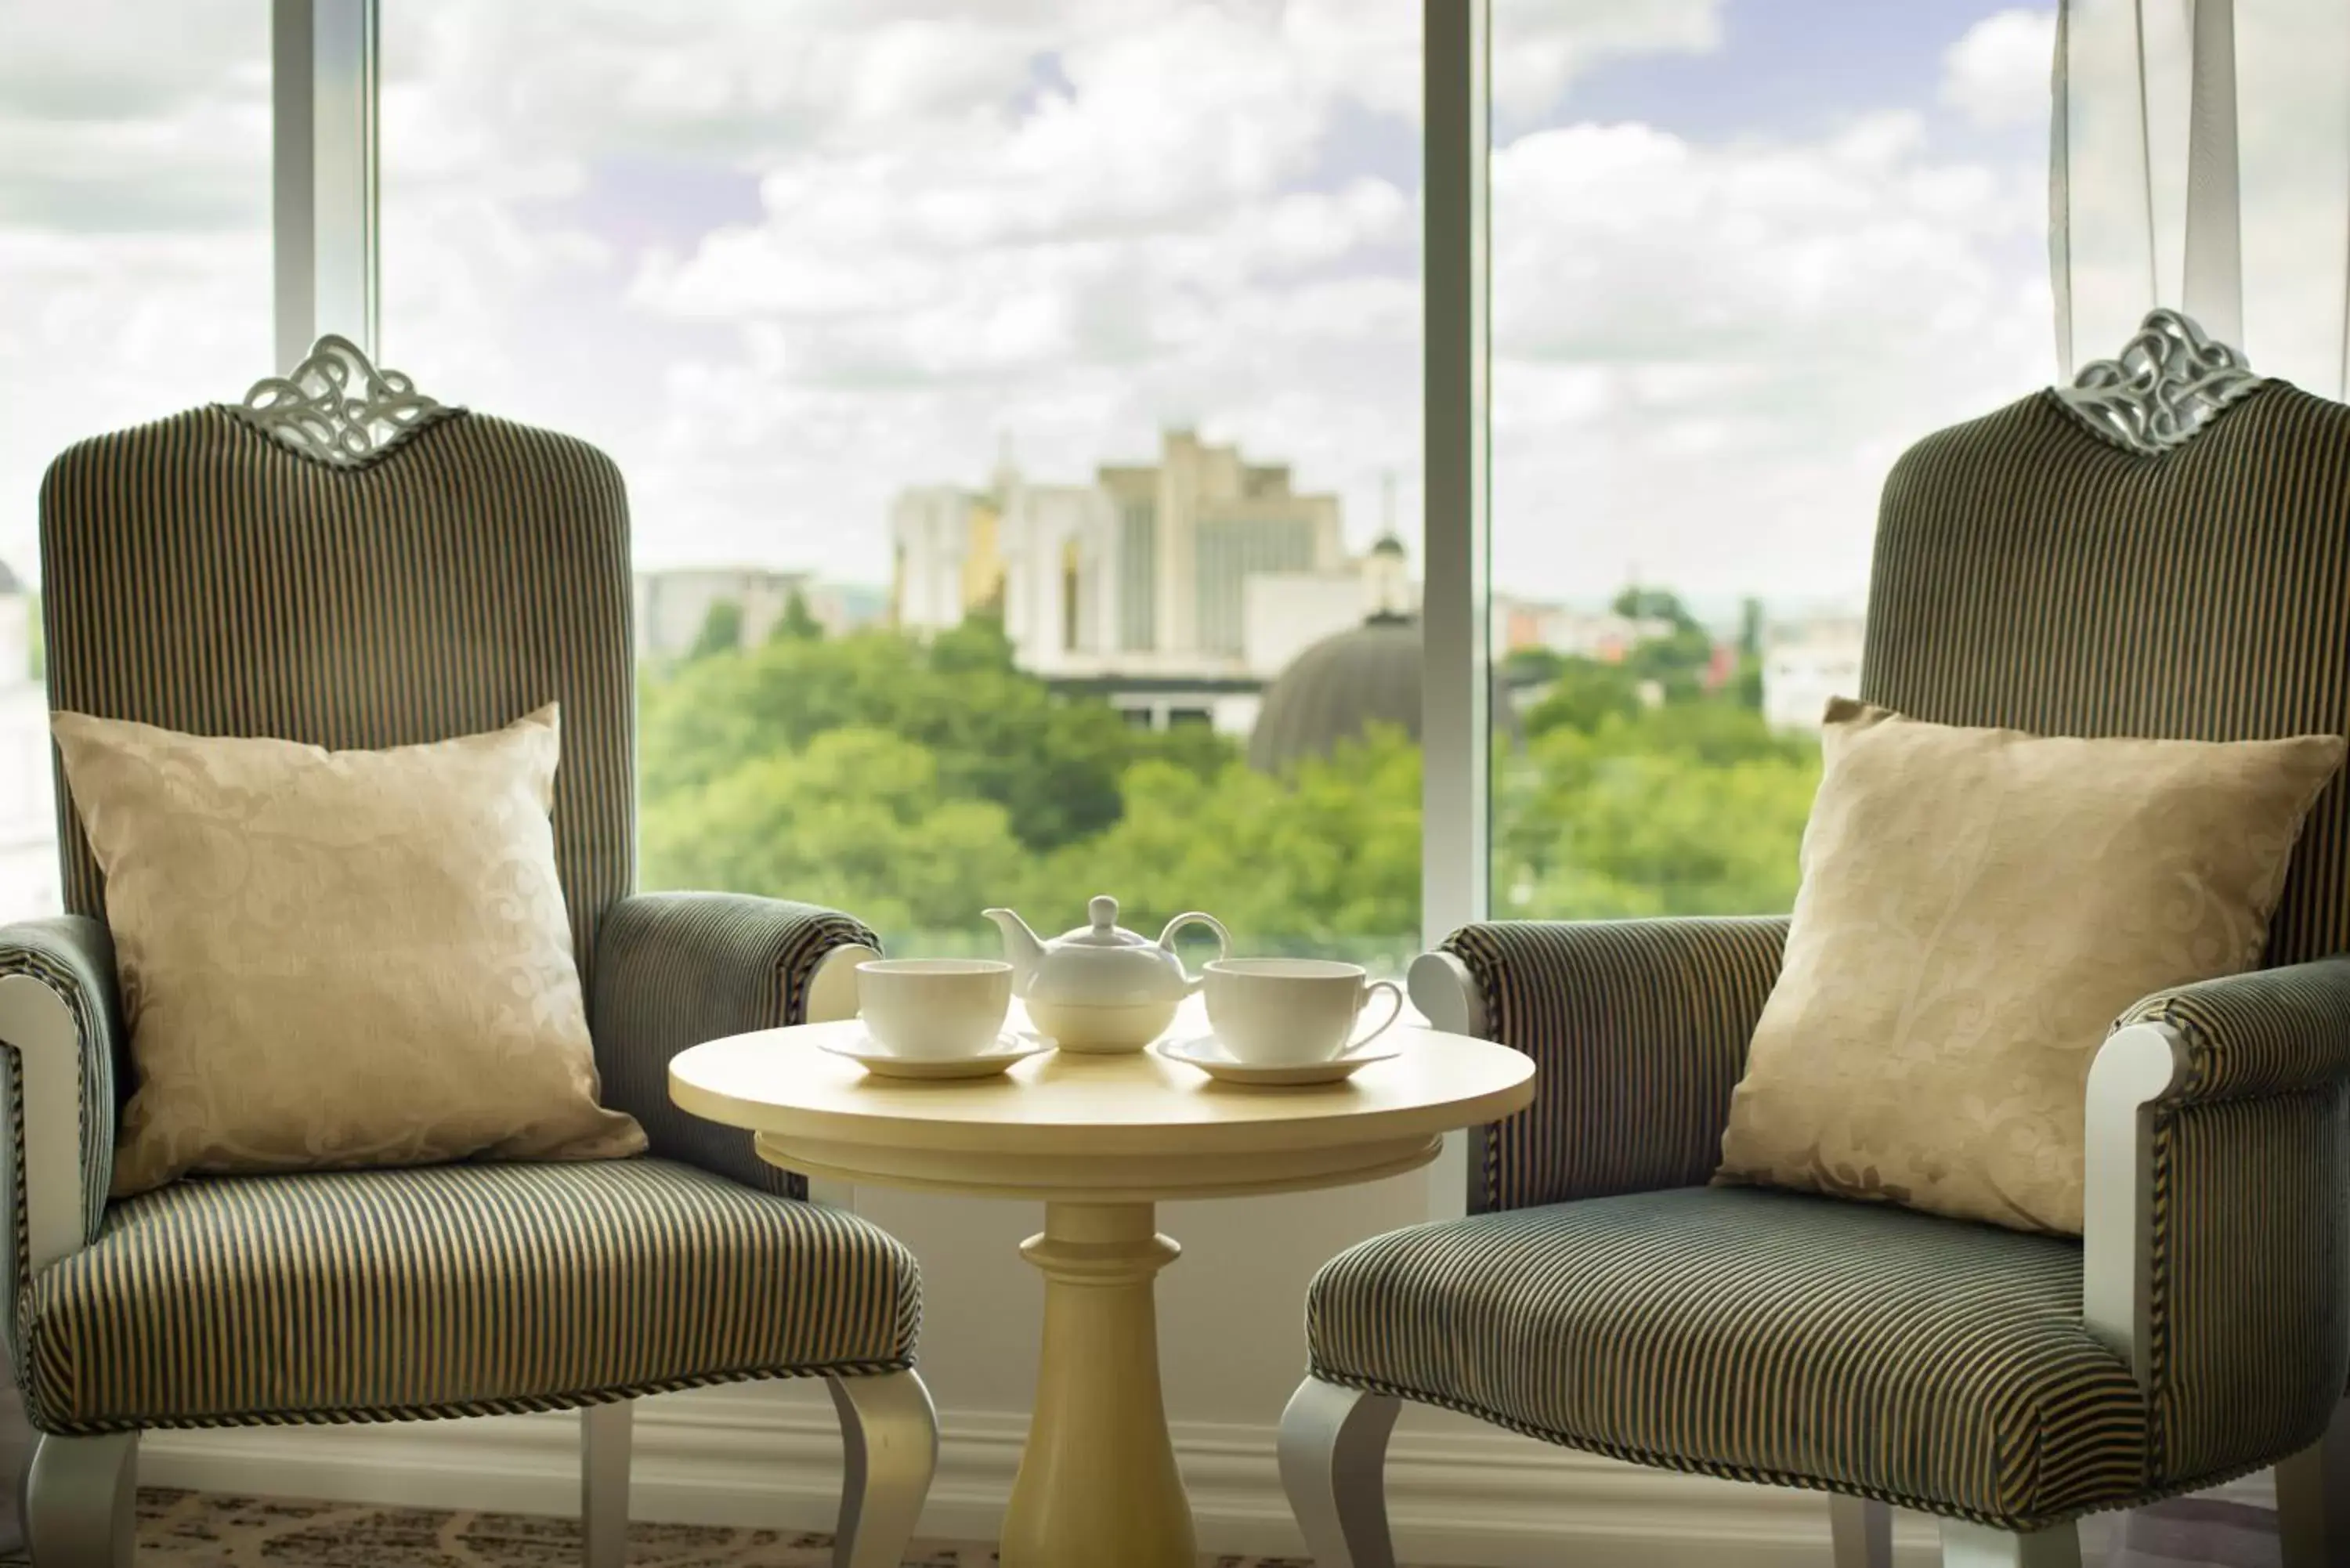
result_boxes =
[1055,894,1153,948]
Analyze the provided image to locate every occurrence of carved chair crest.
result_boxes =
[2053,308,2261,457]
[227,313,2251,470]
[226,335,460,468]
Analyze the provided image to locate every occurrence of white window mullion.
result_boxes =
[273,0,380,372]
[2178,0,2243,349]
[1420,0,1491,1222]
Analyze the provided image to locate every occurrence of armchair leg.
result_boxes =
[2278,1395,2350,1568]
[1278,1377,1401,1568]
[25,1432,137,1568]
[580,1399,632,1568]
[826,1369,938,1568]
[1940,1519,2081,1568]
[1831,1496,1893,1568]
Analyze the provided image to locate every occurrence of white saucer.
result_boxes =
[822,1031,1052,1081]
[1155,1033,1399,1087]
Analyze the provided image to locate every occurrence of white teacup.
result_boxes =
[855,959,1014,1059]
[1202,959,1405,1068]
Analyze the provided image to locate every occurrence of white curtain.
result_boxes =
[2052,0,2350,393]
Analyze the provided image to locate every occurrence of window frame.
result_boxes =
[272,0,379,369]
[284,0,1498,1216]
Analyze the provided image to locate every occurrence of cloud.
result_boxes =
[0,0,265,118]
[9,0,2059,616]
[378,0,1448,576]
[606,70,2052,603]
[0,0,268,232]
[0,2,271,573]
[1490,108,2051,605]
[370,0,1864,594]
[1494,0,1723,121]
[1943,9,2057,129]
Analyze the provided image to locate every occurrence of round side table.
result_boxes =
[670,1021,1534,1568]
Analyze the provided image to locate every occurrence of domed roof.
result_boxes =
[1248,612,1515,774]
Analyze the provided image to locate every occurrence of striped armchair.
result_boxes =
[1279,313,2350,1568]
[0,340,935,1568]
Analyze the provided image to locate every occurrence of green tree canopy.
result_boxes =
[640,621,1227,854]
[1603,697,1813,768]
[1523,656,1644,737]
[642,726,1030,937]
[685,599,744,662]
[635,598,1822,957]
[1611,585,1701,632]
[929,611,1018,675]
[1044,725,1421,959]
[773,588,826,642]
[1621,624,1719,702]
[1496,709,1818,919]
[1502,646,1566,688]
[1737,595,1766,658]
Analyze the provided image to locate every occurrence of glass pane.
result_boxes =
[384,5,1423,971]
[1489,1,2058,919]
[0,0,272,921]
[2233,0,2350,392]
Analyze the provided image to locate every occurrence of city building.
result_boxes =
[635,566,812,660]
[634,567,881,662]
[891,432,1412,731]
[1762,614,1867,730]
[1495,596,1674,662]
[893,448,1112,673]
[1249,600,1520,775]
[1126,431,1344,659]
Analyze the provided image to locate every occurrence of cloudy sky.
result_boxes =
[20,0,2324,619]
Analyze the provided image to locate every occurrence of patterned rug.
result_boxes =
[0,1487,2282,1566]
[0,1489,1314,1567]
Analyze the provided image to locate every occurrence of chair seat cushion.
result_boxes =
[1307,1186,2150,1527]
[20,1158,920,1433]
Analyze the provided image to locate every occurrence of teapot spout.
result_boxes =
[982,908,1045,995]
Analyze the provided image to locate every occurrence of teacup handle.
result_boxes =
[1162,912,1231,994]
[1350,980,1405,1050]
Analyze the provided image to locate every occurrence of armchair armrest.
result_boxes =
[1435,917,1788,1213]
[590,892,879,1194]
[2083,956,2350,1487]
[0,916,125,1356]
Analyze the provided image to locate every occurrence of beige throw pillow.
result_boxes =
[53,705,645,1197]
[1716,699,2341,1235]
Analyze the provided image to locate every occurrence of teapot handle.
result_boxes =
[1159,911,1231,992]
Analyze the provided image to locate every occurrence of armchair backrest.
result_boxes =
[1860,352,2350,969]
[37,392,637,991]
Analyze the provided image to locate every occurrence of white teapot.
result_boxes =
[982,895,1231,1053]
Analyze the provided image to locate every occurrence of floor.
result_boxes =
[0,1487,2285,1566]
[2099,1498,2280,1568]
[0,1490,1316,1568]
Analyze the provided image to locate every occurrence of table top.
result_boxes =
[669,1020,1535,1162]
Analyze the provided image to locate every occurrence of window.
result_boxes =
[0,0,272,921]
[12,2,2149,966]
[383,3,1423,967]
[1488,2,2057,919]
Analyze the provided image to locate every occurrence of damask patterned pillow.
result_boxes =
[52,704,645,1196]
[1716,698,2341,1234]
